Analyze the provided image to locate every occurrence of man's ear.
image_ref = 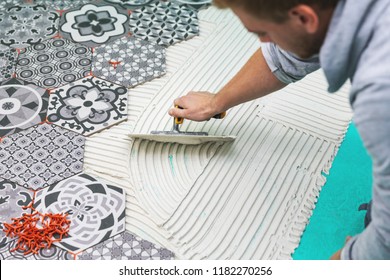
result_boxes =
[288,4,319,34]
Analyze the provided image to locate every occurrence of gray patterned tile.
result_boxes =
[16,38,93,88]
[34,173,126,254]
[60,3,129,47]
[0,78,49,138]
[0,240,73,260]
[101,0,156,9]
[129,0,199,47]
[0,179,33,247]
[47,76,128,136]
[172,0,211,10]
[0,46,18,83]
[34,0,93,12]
[78,231,175,260]
[92,37,166,88]
[0,123,85,190]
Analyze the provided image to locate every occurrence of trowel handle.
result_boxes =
[174,106,226,125]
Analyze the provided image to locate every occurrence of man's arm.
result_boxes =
[169,48,286,121]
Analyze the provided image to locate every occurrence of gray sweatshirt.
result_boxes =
[262,0,390,259]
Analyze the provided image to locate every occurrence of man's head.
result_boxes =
[214,0,339,58]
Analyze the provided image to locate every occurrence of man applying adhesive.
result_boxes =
[169,0,390,259]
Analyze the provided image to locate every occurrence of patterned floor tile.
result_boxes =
[129,0,199,47]
[172,0,211,10]
[34,173,126,254]
[16,38,93,89]
[47,76,128,136]
[0,5,60,49]
[0,240,73,260]
[92,37,166,88]
[0,179,33,247]
[34,0,92,12]
[0,46,17,83]
[0,0,24,11]
[78,231,175,260]
[60,3,129,47]
[0,123,85,190]
[102,0,155,9]
[0,78,49,138]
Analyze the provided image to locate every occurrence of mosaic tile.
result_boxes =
[129,0,199,47]
[34,0,92,12]
[0,123,85,190]
[78,231,174,260]
[0,46,17,83]
[92,37,166,88]
[0,5,60,49]
[34,173,126,254]
[47,76,128,136]
[0,78,49,138]
[60,3,129,47]
[101,0,155,9]
[0,240,73,260]
[16,38,93,88]
[0,179,33,247]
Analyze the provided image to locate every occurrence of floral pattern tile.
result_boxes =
[60,3,129,47]
[0,123,85,190]
[78,231,175,260]
[101,0,155,9]
[0,78,49,138]
[0,0,25,11]
[0,179,33,247]
[0,46,18,83]
[47,76,128,136]
[92,37,166,88]
[129,0,199,47]
[34,173,126,254]
[0,5,60,49]
[16,38,92,88]
[0,239,73,260]
[34,0,92,12]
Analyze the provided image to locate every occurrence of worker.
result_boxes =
[169,0,390,260]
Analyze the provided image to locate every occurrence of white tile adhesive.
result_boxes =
[83,7,352,259]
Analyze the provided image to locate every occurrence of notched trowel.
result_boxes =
[128,107,236,145]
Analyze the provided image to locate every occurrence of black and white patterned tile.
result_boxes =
[77,231,175,260]
[60,3,129,47]
[0,0,25,11]
[0,5,60,49]
[0,78,49,138]
[47,76,128,136]
[0,240,73,260]
[34,0,93,12]
[92,37,166,88]
[129,0,199,47]
[172,0,211,10]
[101,0,156,9]
[16,38,93,89]
[0,46,17,83]
[34,173,126,254]
[0,123,85,190]
[0,179,33,247]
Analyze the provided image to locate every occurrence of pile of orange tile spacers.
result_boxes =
[3,203,71,255]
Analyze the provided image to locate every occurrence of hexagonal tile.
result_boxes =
[33,173,126,254]
[92,37,166,88]
[47,76,128,136]
[60,3,129,47]
[0,5,60,49]
[0,239,73,260]
[0,179,33,247]
[129,0,199,47]
[77,231,174,260]
[101,0,156,9]
[0,123,85,190]
[16,38,93,88]
[0,46,17,83]
[0,78,49,138]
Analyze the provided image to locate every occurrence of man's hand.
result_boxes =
[330,236,352,260]
[168,91,222,122]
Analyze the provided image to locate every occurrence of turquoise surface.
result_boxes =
[293,123,372,260]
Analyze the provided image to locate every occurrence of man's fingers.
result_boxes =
[169,107,186,118]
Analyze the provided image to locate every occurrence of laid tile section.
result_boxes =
[0,179,33,247]
[60,3,129,47]
[129,0,200,47]
[0,123,85,190]
[0,46,17,83]
[78,231,174,260]
[47,76,128,136]
[16,38,92,88]
[101,0,156,9]
[0,78,49,138]
[34,0,92,11]
[92,37,166,88]
[34,173,126,254]
[0,5,60,49]
[172,0,211,10]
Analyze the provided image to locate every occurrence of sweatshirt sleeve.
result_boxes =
[261,43,321,84]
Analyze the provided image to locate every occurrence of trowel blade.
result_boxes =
[128,133,236,145]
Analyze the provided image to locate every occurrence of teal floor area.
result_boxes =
[293,123,372,260]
